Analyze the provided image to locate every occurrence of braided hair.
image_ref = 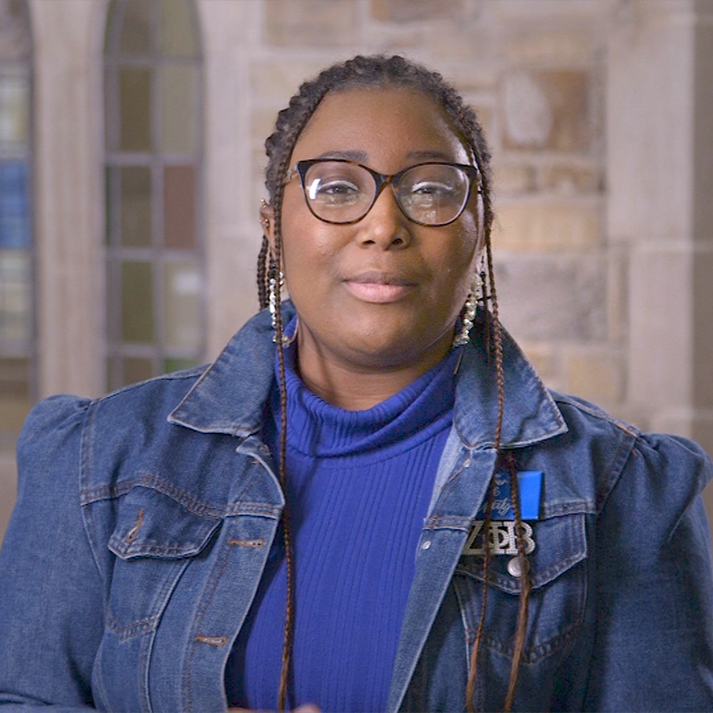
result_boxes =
[256,54,530,712]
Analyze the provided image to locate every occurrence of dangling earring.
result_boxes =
[268,259,288,344]
[453,254,486,348]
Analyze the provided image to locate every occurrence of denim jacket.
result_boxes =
[2,305,713,712]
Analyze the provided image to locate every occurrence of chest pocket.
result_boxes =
[453,511,588,663]
[105,483,222,640]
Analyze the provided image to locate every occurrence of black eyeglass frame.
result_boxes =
[286,158,482,227]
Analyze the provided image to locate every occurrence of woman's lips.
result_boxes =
[343,272,417,304]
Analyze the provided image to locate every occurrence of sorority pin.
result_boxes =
[462,470,543,557]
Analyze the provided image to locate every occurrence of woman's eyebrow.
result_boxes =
[312,149,457,163]
[405,149,455,161]
[315,149,367,161]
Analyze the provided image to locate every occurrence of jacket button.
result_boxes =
[421,540,432,550]
[507,556,530,578]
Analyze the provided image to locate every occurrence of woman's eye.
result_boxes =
[310,179,361,204]
[410,180,454,197]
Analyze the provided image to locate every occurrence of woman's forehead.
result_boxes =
[291,87,471,167]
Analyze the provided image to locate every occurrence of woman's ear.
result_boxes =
[260,200,277,256]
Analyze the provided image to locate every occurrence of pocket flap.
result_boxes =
[108,485,222,560]
[456,512,587,594]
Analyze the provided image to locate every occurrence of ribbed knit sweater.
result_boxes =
[225,341,458,712]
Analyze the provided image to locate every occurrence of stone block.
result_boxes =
[495,199,601,252]
[606,9,695,242]
[539,165,602,194]
[564,349,625,404]
[517,339,560,384]
[426,25,502,62]
[606,246,628,344]
[264,0,358,47]
[470,103,494,144]
[370,0,462,22]
[502,70,592,152]
[361,25,426,52]
[443,63,499,92]
[494,255,606,342]
[628,247,692,408]
[493,164,535,195]
[249,59,329,105]
[489,0,616,21]
[504,28,598,66]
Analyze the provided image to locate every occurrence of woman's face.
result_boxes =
[273,87,482,372]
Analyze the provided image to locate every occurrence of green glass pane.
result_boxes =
[0,357,29,398]
[120,166,152,247]
[163,165,196,248]
[164,357,198,373]
[122,356,154,385]
[119,68,152,152]
[0,250,31,343]
[163,260,201,351]
[120,0,152,57]
[0,390,31,436]
[121,260,154,343]
[0,356,30,440]
[160,65,197,154]
[0,74,29,145]
[160,0,198,57]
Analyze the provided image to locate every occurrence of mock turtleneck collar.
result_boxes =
[270,330,459,459]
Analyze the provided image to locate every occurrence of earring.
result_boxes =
[268,260,290,345]
[260,199,270,232]
[453,255,486,348]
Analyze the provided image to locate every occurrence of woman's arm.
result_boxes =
[0,397,104,711]
[585,432,713,710]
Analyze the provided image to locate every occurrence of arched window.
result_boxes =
[0,0,33,453]
[104,0,204,390]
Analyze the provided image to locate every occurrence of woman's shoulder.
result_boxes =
[17,367,210,489]
[25,365,206,434]
[547,389,712,516]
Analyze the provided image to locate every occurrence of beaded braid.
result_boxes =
[256,54,531,712]
[257,236,270,310]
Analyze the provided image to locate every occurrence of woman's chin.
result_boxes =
[324,324,453,372]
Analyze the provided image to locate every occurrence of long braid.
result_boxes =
[256,54,530,712]
[264,81,337,711]
[480,147,532,707]
[257,236,270,310]
[504,450,531,712]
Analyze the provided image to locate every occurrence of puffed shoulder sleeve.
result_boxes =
[585,431,713,711]
[0,396,103,711]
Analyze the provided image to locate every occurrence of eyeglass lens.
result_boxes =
[302,162,472,226]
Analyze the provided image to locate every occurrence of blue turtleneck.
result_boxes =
[225,337,459,712]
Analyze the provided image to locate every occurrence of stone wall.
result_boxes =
[1,0,712,543]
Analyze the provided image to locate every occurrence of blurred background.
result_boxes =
[1,0,713,544]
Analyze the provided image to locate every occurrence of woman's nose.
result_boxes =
[356,186,412,249]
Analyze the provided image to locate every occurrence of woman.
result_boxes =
[1,54,712,713]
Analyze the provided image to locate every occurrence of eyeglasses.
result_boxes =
[285,158,480,227]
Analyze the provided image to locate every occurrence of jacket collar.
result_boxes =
[168,304,567,448]
[452,315,567,448]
